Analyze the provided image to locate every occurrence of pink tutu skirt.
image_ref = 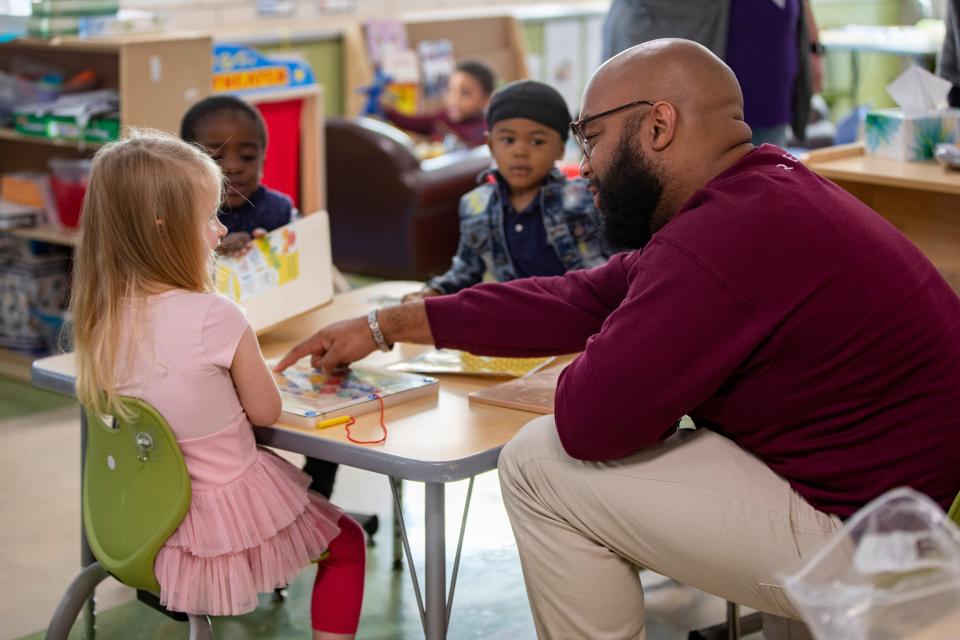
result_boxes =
[154,449,342,616]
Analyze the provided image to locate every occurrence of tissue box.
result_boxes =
[864,108,960,162]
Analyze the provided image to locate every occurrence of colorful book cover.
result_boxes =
[363,19,408,66]
[388,349,555,378]
[382,48,421,115]
[215,223,299,303]
[417,39,455,100]
[274,362,439,428]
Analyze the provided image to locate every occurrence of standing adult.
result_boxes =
[939,0,960,107]
[602,0,823,146]
[276,40,960,639]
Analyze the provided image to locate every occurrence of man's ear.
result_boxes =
[648,102,678,152]
[485,130,492,153]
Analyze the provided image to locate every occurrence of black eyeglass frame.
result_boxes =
[569,99,656,158]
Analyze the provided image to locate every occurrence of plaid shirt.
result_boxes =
[427,168,609,294]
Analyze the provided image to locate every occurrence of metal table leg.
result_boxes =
[392,479,404,570]
[389,477,476,640]
[424,482,446,639]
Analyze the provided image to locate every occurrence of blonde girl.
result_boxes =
[71,130,365,638]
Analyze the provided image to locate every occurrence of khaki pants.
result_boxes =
[498,415,843,640]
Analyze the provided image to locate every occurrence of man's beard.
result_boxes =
[592,140,665,252]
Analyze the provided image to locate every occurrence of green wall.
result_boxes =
[812,0,905,115]
[261,38,345,117]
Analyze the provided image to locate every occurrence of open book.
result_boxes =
[214,212,334,335]
[273,362,439,428]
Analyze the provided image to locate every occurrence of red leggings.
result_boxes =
[311,514,366,633]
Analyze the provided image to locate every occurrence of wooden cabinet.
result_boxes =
[343,15,528,117]
[0,34,212,170]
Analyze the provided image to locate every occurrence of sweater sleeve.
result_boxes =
[383,108,440,136]
[553,239,767,461]
[424,252,633,356]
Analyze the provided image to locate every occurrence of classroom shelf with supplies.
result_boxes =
[0,33,213,381]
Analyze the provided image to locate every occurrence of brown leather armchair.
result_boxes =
[325,116,492,280]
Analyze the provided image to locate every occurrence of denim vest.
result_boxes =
[427,168,608,294]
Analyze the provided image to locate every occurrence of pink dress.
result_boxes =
[116,290,342,616]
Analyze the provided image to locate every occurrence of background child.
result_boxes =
[183,94,373,540]
[181,95,296,256]
[383,60,495,149]
[405,80,608,301]
[70,130,364,639]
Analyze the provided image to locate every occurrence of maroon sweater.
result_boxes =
[383,108,487,148]
[425,145,960,518]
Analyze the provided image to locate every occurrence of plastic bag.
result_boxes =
[780,487,960,640]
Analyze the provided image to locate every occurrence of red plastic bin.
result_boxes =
[49,158,91,228]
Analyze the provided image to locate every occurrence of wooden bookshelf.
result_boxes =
[0,127,104,150]
[343,14,528,117]
[0,33,213,381]
[7,225,79,247]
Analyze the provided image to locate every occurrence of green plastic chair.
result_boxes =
[948,492,960,526]
[46,397,213,639]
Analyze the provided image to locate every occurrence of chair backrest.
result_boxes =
[83,397,191,593]
[324,116,491,279]
[948,491,960,528]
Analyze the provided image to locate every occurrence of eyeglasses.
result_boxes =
[569,99,656,158]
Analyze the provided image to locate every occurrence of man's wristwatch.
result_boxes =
[367,310,394,352]
[810,41,826,56]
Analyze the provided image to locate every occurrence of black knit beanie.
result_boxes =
[485,80,571,142]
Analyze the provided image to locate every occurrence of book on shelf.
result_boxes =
[417,39,454,100]
[468,365,566,414]
[363,19,408,67]
[273,361,439,428]
[0,200,43,230]
[388,348,555,378]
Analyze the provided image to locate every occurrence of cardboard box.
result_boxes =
[864,108,960,162]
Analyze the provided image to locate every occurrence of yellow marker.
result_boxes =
[314,415,352,430]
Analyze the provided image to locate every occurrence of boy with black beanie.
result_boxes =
[406,80,608,299]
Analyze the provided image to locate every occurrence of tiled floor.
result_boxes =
[1,376,760,640]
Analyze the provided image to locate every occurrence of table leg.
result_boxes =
[79,409,96,639]
[390,477,474,640]
[392,479,404,570]
[424,482,447,639]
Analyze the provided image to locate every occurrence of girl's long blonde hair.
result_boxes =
[71,129,223,419]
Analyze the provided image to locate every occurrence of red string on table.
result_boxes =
[344,394,387,445]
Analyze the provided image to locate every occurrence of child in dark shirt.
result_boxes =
[383,60,495,149]
[181,95,296,256]
[405,80,607,301]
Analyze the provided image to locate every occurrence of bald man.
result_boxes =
[276,41,960,639]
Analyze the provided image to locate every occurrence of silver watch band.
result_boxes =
[367,309,393,352]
